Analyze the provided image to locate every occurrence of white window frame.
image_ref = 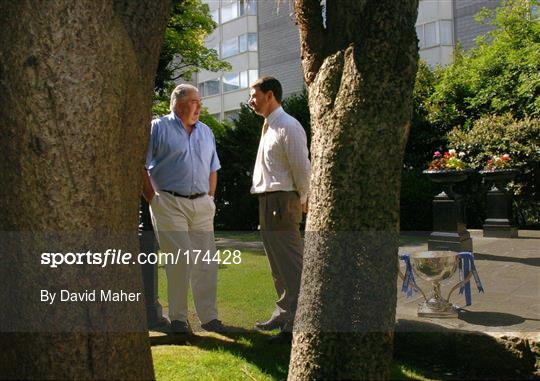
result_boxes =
[415,20,454,50]
[199,78,221,98]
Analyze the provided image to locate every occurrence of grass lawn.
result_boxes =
[151,236,437,381]
[214,230,262,242]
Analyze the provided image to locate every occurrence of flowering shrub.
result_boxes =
[428,149,467,170]
[486,154,512,170]
[448,115,539,225]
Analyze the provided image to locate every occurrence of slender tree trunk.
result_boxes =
[289,1,418,380]
[0,1,169,379]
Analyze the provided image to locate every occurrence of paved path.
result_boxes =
[205,229,540,375]
[397,229,540,338]
[215,229,539,338]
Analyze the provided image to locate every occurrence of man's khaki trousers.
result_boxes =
[150,191,218,324]
[259,191,303,329]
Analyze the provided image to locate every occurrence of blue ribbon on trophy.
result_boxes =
[457,252,484,306]
[399,253,417,297]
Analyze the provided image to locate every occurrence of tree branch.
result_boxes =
[294,0,327,86]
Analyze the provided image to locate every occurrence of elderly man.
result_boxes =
[249,76,311,342]
[142,84,223,334]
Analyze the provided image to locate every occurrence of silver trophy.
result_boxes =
[400,251,475,318]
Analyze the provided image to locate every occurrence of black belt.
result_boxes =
[259,191,297,196]
[162,190,206,199]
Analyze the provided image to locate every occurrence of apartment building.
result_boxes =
[196,0,259,121]
[198,0,502,119]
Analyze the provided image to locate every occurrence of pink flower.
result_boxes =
[434,151,442,158]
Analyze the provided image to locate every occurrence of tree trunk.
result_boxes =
[289,1,418,380]
[0,1,169,379]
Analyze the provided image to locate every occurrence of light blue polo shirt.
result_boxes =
[146,112,221,195]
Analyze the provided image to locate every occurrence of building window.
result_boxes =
[424,21,438,48]
[239,34,247,52]
[222,70,253,93]
[240,0,257,16]
[222,36,239,58]
[416,25,424,49]
[240,71,248,88]
[248,69,259,83]
[219,0,255,24]
[221,1,238,23]
[221,33,257,58]
[224,109,240,122]
[210,8,219,24]
[416,20,454,50]
[223,72,241,92]
[199,78,220,97]
[440,20,453,45]
[248,33,257,51]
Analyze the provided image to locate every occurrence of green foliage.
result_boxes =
[282,88,311,147]
[405,61,446,169]
[428,0,540,132]
[152,93,171,117]
[448,114,540,170]
[400,170,440,231]
[448,114,540,225]
[214,103,263,230]
[155,0,230,95]
[199,108,229,140]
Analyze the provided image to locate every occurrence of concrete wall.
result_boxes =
[257,0,304,96]
[454,0,500,50]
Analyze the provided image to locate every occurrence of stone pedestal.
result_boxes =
[424,170,474,252]
[480,169,519,238]
[139,197,167,328]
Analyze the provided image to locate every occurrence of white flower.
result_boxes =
[448,149,456,155]
[458,152,466,158]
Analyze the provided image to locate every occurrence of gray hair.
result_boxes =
[170,84,199,112]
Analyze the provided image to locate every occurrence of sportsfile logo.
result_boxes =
[40,249,243,268]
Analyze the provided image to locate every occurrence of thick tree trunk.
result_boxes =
[289,1,418,380]
[0,1,169,379]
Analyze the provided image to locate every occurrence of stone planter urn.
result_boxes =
[479,168,520,238]
[423,169,474,252]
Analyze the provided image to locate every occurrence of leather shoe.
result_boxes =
[170,320,191,334]
[201,319,226,333]
[255,317,286,331]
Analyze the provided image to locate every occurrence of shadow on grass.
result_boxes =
[150,326,291,380]
[150,326,454,381]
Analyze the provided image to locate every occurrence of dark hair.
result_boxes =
[251,76,283,103]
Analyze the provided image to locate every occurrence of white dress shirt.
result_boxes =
[251,106,311,204]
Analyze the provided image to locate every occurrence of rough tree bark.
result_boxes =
[0,1,169,379]
[289,1,419,380]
